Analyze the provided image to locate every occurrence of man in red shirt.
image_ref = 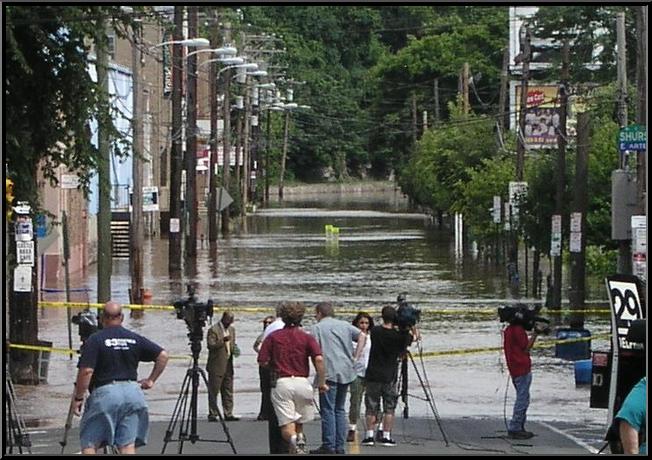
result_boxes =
[258,302,328,454]
[503,316,538,440]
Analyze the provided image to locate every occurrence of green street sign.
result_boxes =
[619,125,646,152]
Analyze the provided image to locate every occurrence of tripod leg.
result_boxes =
[60,386,76,454]
[161,370,192,454]
[198,368,237,454]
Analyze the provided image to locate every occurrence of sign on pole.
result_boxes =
[618,125,646,152]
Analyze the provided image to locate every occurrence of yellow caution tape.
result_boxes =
[7,343,190,361]
[37,301,611,316]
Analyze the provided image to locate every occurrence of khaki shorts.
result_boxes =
[271,376,315,427]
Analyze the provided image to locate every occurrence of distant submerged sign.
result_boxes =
[618,125,646,152]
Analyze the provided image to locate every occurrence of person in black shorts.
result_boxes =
[361,306,414,447]
[72,301,169,454]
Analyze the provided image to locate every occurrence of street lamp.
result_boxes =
[150,37,210,50]
[186,46,238,60]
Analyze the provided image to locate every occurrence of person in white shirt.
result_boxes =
[347,312,374,442]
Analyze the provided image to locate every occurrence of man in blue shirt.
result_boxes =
[73,301,169,454]
[309,302,365,454]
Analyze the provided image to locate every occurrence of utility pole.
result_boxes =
[569,112,590,326]
[552,40,570,311]
[433,78,440,124]
[462,62,470,115]
[221,22,232,235]
[511,24,531,282]
[168,6,183,273]
[279,109,290,200]
[411,92,418,148]
[184,6,198,259]
[635,6,647,214]
[130,22,144,308]
[208,9,220,242]
[235,103,242,205]
[498,47,509,132]
[265,103,271,205]
[242,86,252,217]
[616,11,631,275]
[96,16,112,303]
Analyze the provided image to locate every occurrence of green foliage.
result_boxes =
[585,245,618,278]
[5,6,132,205]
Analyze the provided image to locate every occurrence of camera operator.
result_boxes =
[73,301,169,454]
[502,311,540,440]
[362,306,416,447]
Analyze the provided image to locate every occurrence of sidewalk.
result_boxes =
[28,416,601,455]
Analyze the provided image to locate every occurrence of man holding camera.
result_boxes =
[362,306,415,447]
[72,301,169,454]
[503,314,539,440]
[206,311,239,422]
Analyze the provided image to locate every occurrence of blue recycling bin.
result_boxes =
[574,359,592,385]
[555,328,591,360]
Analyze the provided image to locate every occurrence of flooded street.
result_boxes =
[15,188,611,446]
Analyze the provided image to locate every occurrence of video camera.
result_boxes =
[498,303,550,334]
[396,293,421,330]
[173,284,214,331]
[71,309,99,342]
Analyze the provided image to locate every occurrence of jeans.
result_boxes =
[319,380,350,452]
[509,372,532,432]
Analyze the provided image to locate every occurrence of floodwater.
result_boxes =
[14,188,611,445]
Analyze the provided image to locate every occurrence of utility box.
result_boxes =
[611,169,638,240]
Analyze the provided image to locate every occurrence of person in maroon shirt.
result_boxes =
[258,302,328,454]
[503,320,538,440]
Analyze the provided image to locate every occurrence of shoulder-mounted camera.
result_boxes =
[174,285,214,330]
[71,309,99,342]
[498,303,550,334]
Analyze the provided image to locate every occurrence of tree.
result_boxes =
[5,5,131,382]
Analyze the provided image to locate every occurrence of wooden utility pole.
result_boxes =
[235,105,242,205]
[636,6,647,213]
[242,87,251,217]
[184,6,198,259]
[462,62,470,115]
[411,92,418,148]
[208,9,220,242]
[221,22,232,235]
[498,47,509,132]
[569,112,589,327]
[130,23,144,308]
[265,105,271,205]
[97,16,112,302]
[552,40,570,311]
[279,109,290,200]
[616,11,631,275]
[511,24,530,282]
[433,78,440,123]
[168,6,183,273]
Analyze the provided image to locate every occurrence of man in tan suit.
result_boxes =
[206,311,239,421]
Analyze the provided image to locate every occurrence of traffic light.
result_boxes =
[6,178,14,221]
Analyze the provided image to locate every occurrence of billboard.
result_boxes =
[515,85,560,149]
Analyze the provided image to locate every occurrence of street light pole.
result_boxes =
[208,9,220,243]
[221,22,232,236]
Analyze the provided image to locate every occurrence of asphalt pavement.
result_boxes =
[19,415,606,456]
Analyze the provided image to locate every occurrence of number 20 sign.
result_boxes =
[605,275,646,350]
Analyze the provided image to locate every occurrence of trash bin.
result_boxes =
[574,359,592,385]
[36,340,53,384]
[555,328,591,360]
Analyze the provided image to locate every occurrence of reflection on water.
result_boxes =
[16,188,610,434]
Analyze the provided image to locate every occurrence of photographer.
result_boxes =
[502,312,540,440]
[73,301,169,454]
[362,306,415,447]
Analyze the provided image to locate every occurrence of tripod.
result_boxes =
[161,330,237,454]
[398,350,449,446]
[5,368,32,454]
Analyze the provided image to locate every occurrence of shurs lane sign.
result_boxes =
[618,124,646,152]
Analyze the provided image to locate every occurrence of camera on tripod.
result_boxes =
[498,303,550,334]
[173,284,214,331]
[396,293,421,331]
[71,309,99,342]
